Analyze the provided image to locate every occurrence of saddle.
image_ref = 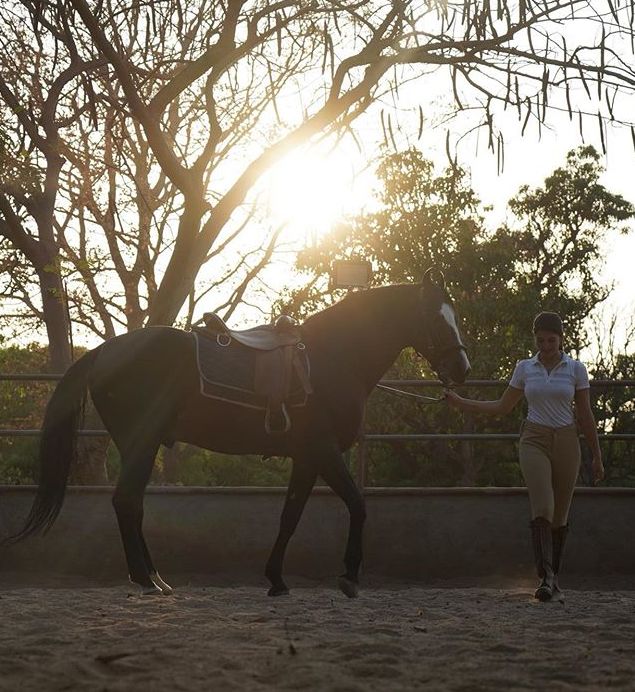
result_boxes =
[202,313,302,350]
[193,314,312,434]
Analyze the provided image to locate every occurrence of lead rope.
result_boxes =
[376,383,447,404]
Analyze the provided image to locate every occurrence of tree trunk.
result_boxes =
[72,437,110,485]
[146,196,207,326]
[69,400,110,485]
[38,265,73,373]
[38,255,109,484]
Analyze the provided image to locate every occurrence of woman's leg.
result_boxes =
[519,433,554,522]
[551,427,581,528]
[550,427,581,601]
[519,425,556,600]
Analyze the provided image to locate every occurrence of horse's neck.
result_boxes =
[356,331,406,393]
[306,288,413,394]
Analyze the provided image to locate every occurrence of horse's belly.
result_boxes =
[173,396,300,457]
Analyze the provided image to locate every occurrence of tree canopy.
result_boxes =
[280,145,635,485]
[3,1,635,369]
[286,145,633,372]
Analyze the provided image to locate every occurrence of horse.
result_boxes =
[4,269,470,597]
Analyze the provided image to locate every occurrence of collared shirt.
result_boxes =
[509,352,590,428]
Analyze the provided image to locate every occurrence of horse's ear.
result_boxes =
[421,267,445,288]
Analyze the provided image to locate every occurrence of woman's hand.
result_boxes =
[592,455,605,484]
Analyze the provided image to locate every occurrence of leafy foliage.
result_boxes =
[0,345,53,483]
[282,145,635,486]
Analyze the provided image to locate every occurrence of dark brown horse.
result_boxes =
[5,271,470,597]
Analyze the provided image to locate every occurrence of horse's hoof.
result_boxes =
[267,584,290,597]
[150,572,173,596]
[128,576,162,596]
[534,585,553,602]
[338,575,359,599]
[129,583,163,596]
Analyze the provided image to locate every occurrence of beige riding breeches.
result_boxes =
[518,421,581,528]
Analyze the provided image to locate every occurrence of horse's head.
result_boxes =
[414,268,471,386]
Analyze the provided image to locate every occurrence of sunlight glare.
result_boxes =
[266,149,353,244]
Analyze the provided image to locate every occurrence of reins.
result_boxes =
[376,383,446,404]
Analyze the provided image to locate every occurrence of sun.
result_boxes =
[265,148,354,242]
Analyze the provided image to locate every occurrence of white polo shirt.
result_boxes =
[509,353,590,428]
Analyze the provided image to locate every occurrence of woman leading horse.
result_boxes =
[4,269,470,597]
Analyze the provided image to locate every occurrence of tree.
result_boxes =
[0,17,102,370]
[0,344,52,484]
[504,146,635,353]
[3,1,635,361]
[10,0,634,334]
[281,145,634,485]
[0,7,282,352]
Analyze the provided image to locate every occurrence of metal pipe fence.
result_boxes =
[0,373,108,438]
[354,378,635,488]
[2,375,634,489]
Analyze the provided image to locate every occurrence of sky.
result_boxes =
[4,5,635,357]
[253,96,635,360]
[448,118,635,349]
[269,109,634,287]
[459,118,635,268]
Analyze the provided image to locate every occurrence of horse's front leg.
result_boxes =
[265,459,317,596]
[319,448,366,598]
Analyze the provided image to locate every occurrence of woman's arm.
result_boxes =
[574,388,604,483]
[444,386,524,416]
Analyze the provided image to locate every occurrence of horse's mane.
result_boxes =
[301,283,417,333]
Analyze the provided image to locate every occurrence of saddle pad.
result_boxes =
[194,332,310,409]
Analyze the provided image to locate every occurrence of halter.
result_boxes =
[416,309,469,377]
[380,326,467,404]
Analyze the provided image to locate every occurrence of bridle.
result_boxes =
[376,309,467,405]
[415,308,469,376]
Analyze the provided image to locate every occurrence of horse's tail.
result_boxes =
[3,347,101,544]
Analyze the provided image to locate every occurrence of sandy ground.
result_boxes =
[1,578,634,691]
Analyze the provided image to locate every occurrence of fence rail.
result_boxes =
[2,374,634,489]
[355,378,635,487]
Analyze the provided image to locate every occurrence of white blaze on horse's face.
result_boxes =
[440,302,461,342]
[436,300,470,384]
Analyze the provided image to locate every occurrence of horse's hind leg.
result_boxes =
[319,450,366,599]
[265,459,317,597]
[112,444,164,595]
[137,518,173,595]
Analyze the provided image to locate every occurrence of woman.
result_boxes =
[445,312,604,602]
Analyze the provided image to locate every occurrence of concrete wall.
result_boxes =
[1,486,634,584]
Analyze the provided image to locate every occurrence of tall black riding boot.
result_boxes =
[552,524,569,603]
[530,516,555,602]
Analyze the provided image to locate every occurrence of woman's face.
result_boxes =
[534,329,562,356]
